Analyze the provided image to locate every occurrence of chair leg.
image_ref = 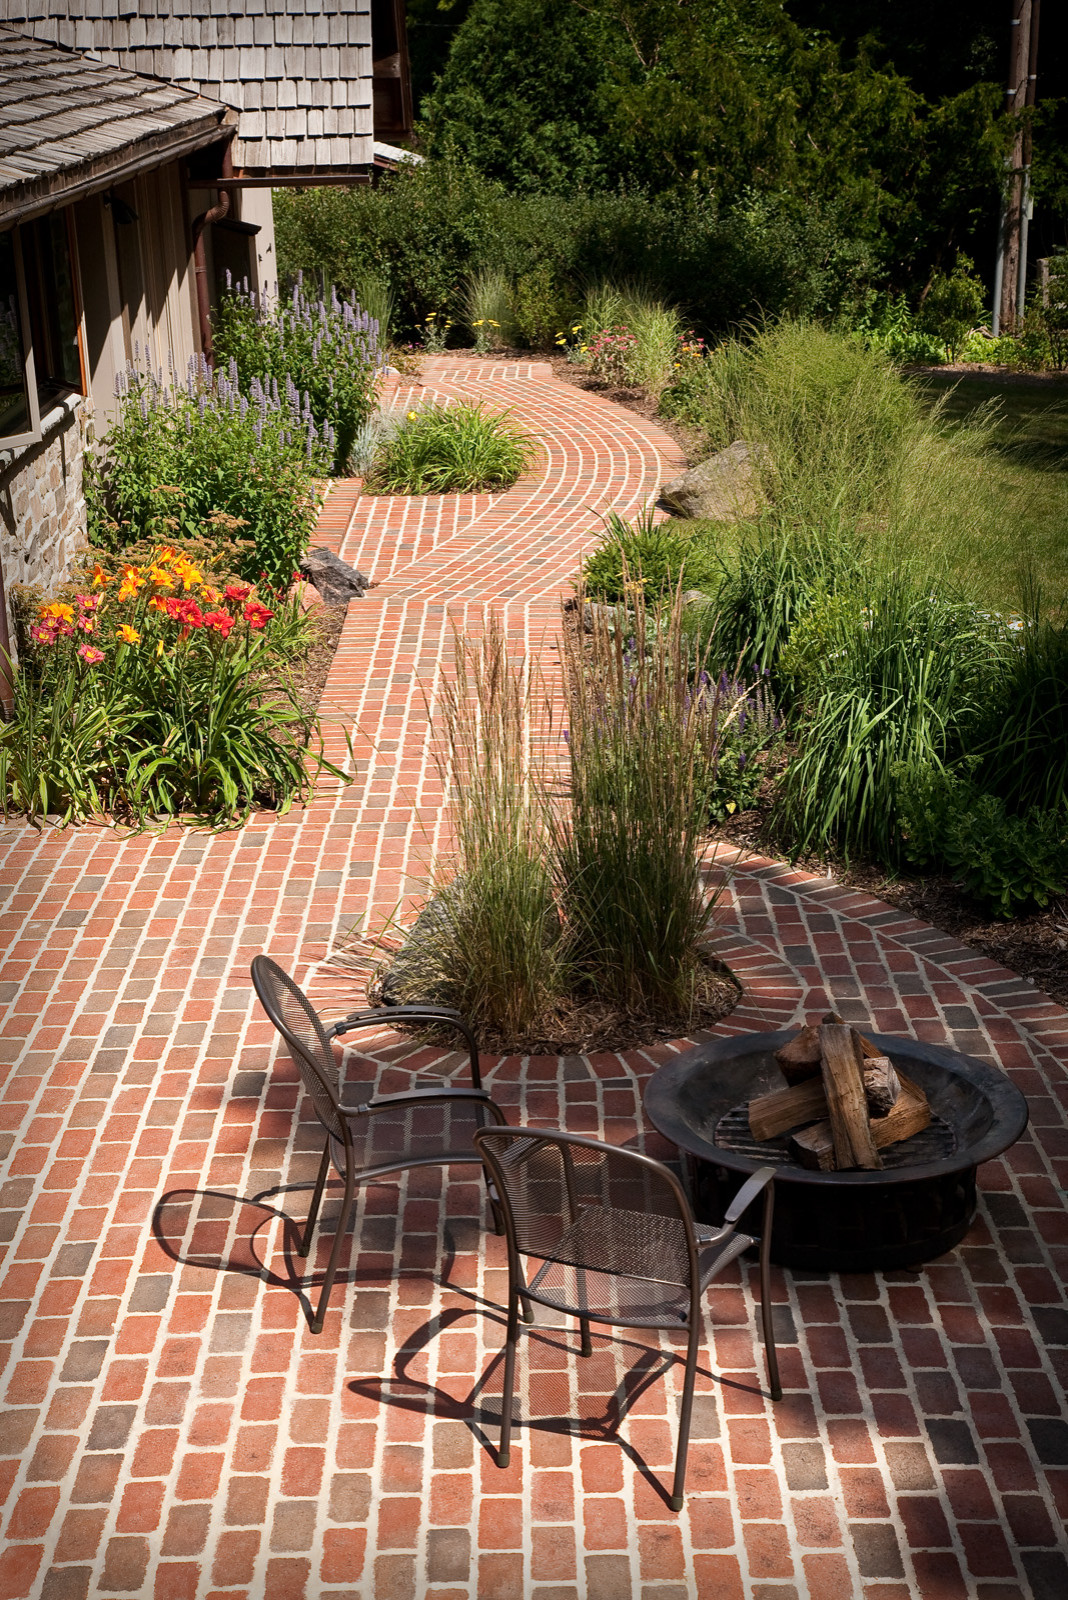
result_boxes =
[309,1167,356,1335]
[498,1285,521,1469]
[300,1142,332,1259]
[759,1189,782,1402]
[670,1316,701,1512]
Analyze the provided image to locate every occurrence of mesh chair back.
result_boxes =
[251,955,344,1140]
[477,1128,695,1292]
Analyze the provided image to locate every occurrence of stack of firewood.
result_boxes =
[748,1016,932,1171]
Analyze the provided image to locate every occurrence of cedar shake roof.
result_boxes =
[0,2,374,173]
[0,25,232,223]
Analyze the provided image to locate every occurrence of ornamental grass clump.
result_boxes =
[0,547,335,826]
[381,617,567,1045]
[212,275,385,473]
[367,401,534,494]
[553,591,726,1023]
[89,354,329,589]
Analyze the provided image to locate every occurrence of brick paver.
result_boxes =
[0,357,1065,1598]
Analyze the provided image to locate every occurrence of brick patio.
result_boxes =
[0,358,1066,1600]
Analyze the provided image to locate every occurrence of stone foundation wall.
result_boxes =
[0,396,90,646]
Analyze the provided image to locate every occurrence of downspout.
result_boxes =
[0,554,13,719]
[191,143,234,367]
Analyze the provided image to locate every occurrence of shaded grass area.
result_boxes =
[912,374,1068,615]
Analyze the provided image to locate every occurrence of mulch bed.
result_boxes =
[288,598,348,720]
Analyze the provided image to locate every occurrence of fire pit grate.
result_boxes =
[712,1100,957,1169]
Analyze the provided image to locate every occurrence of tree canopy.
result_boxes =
[417,0,1009,283]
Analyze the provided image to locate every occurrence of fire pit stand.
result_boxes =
[644,1031,1029,1272]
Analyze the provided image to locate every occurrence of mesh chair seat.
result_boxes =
[524,1211,754,1326]
[474,1125,780,1511]
[251,953,506,1332]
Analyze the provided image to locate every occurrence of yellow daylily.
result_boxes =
[116,624,140,644]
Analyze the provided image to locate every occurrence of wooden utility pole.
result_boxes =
[994,0,1041,334]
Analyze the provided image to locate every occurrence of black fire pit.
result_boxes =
[644,1031,1029,1271]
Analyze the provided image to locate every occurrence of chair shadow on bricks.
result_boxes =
[151,1186,328,1309]
[349,1295,713,1506]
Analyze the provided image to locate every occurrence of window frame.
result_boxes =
[0,225,43,452]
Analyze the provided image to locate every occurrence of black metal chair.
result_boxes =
[251,953,506,1332]
[473,1126,780,1509]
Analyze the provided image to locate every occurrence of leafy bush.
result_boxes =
[2,548,329,825]
[88,359,328,589]
[917,256,985,362]
[212,277,383,472]
[274,166,879,345]
[367,401,534,493]
[580,508,720,605]
[897,764,1068,916]
[586,325,639,385]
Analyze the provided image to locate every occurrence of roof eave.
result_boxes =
[0,106,236,227]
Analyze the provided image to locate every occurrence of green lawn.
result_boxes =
[916,373,1068,615]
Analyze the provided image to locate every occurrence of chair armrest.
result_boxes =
[349,1086,506,1120]
[328,1004,484,1090]
[724,1166,776,1226]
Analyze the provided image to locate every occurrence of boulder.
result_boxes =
[300,546,369,604]
[660,439,767,522]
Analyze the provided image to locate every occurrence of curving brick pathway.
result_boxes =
[0,357,1064,1600]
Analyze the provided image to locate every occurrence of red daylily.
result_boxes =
[243,601,274,631]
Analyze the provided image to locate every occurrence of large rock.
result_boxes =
[660,439,767,521]
[300,546,369,604]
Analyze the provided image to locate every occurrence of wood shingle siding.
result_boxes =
[0,0,374,171]
[0,26,231,223]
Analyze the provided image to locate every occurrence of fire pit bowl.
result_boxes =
[644,1030,1029,1271]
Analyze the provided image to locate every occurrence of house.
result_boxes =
[0,1,411,698]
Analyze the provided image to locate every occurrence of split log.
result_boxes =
[818,1024,882,1170]
[748,1078,828,1141]
[788,1121,836,1170]
[862,1056,901,1118]
[870,1073,931,1149]
[855,1031,884,1061]
[774,1025,823,1086]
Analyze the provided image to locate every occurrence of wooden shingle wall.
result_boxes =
[0,1,373,171]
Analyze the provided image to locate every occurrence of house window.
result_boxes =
[0,211,84,452]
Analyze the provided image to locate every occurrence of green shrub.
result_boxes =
[513,262,573,347]
[580,508,719,605]
[917,256,986,362]
[897,764,1068,916]
[212,277,383,472]
[88,360,327,589]
[695,669,782,824]
[1,548,329,825]
[367,401,534,493]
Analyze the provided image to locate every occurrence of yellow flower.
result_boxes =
[90,563,110,589]
[407,410,418,420]
[488,320,499,327]
[42,602,75,623]
[472,319,484,327]
[116,624,140,644]
[172,559,203,591]
[156,640,165,656]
